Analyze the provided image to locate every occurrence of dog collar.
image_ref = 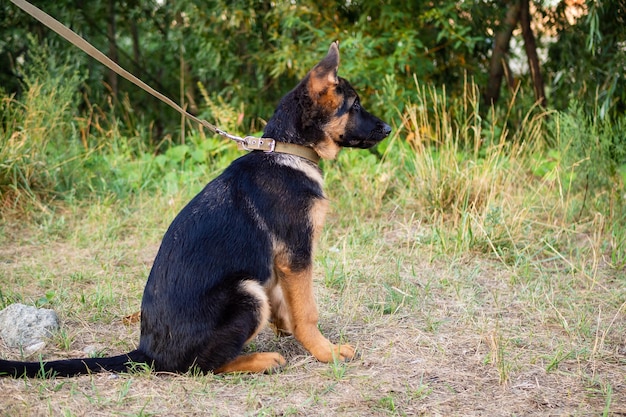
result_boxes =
[274,142,320,164]
[238,137,320,164]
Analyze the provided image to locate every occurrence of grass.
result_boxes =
[1,180,625,415]
[1,58,626,415]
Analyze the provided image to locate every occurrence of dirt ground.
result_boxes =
[1,223,625,416]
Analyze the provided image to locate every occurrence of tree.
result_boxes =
[485,0,521,106]
[519,0,546,107]
[546,0,625,119]
[484,0,546,107]
[1,0,622,144]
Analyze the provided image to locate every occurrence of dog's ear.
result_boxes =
[308,41,340,97]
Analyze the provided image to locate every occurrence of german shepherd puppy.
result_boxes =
[0,42,391,377]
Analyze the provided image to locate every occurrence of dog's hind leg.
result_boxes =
[210,280,286,374]
[214,352,286,374]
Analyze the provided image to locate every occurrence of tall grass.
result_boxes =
[396,77,550,257]
[1,44,624,270]
[0,39,244,215]
[0,41,86,210]
[326,75,625,271]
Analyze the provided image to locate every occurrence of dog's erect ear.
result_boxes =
[308,42,340,97]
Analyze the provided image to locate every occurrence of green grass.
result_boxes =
[1,56,626,415]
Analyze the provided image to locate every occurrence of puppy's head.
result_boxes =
[306,42,391,159]
[264,42,391,160]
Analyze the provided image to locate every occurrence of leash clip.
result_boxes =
[238,136,276,153]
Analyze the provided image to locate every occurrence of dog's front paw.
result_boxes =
[312,343,355,363]
[334,343,355,361]
[261,352,288,373]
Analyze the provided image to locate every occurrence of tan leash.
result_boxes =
[9,0,320,164]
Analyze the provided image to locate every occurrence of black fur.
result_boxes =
[137,153,324,372]
[0,42,390,378]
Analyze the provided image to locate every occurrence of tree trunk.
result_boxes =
[519,0,546,107]
[484,0,521,106]
[130,20,142,78]
[107,0,118,97]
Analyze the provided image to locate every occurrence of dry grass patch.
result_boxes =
[1,202,625,415]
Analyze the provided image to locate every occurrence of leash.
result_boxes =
[9,0,320,164]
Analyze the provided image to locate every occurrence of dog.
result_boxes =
[0,41,391,377]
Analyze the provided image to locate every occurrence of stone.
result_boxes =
[0,303,60,350]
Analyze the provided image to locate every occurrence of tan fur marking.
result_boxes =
[324,112,349,141]
[308,73,341,110]
[266,198,327,336]
[239,280,270,343]
[308,65,338,88]
[318,88,342,110]
[313,137,342,160]
[266,272,293,336]
[274,262,354,362]
[214,352,286,374]
[310,197,329,243]
[272,194,351,362]
[312,113,349,160]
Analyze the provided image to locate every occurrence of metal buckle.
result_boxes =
[239,136,276,152]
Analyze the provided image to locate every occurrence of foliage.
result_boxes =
[2,1,623,139]
[1,1,625,252]
[546,0,626,120]
[0,38,241,208]
[147,0,497,135]
[0,38,86,207]
[548,103,626,218]
[0,0,552,137]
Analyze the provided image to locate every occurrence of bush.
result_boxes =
[0,38,85,208]
[554,104,626,187]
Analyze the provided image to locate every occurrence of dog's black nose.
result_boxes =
[382,123,392,137]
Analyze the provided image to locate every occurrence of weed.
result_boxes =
[326,356,348,381]
[396,77,551,262]
[378,394,397,412]
[602,382,613,417]
[484,330,513,385]
[34,290,56,308]
[545,346,575,373]
[320,257,347,292]
[53,328,74,352]
[408,376,433,401]
[0,288,23,309]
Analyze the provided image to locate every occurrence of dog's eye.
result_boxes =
[352,101,361,111]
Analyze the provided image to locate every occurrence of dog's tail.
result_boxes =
[0,349,151,378]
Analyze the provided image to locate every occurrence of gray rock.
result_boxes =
[0,303,60,350]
